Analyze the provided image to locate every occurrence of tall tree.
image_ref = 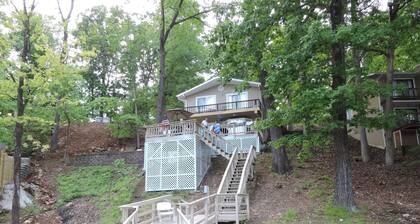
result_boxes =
[330,0,356,210]
[156,0,210,122]
[350,0,369,162]
[9,0,36,222]
[208,0,292,174]
[50,0,75,152]
[384,0,412,166]
[74,6,132,112]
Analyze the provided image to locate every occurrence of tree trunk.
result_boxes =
[156,41,166,123]
[50,97,61,152]
[384,2,398,166]
[265,92,292,174]
[258,70,270,145]
[12,3,32,221]
[270,126,292,174]
[350,0,369,163]
[330,0,356,211]
[12,77,24,224]
[359,127,369,162]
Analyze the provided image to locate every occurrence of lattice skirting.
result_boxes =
[224,134,260,153]
[145,135,209,191]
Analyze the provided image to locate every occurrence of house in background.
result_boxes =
[143,77,262,192]
[350,67,420,150]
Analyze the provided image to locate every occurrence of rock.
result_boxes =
[0,184,33,210]
[403,213,410,218]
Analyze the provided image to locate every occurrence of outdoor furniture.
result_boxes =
[156,201,174,222]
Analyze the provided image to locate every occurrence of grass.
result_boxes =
[56,160,141,224]
[141,190,190,202]
[323,201,367,224]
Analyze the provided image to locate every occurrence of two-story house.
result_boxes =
[143,77,262,192]
[350,68,420,150]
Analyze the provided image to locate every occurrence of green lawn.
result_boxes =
[56,160,141,224]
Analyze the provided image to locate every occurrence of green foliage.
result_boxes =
[324,201,366,224]
[281,209,299,222]
[57,162,140,224]
[108,114,144,139]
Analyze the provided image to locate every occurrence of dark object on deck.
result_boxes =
[165,108,193,121]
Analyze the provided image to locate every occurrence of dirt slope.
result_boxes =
[57,123,142,155]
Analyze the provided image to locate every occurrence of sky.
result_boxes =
[4,0,389,30]
[18,0,231,30]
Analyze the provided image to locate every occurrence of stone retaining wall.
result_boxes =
[69,151,143,166]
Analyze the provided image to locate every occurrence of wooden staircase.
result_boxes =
[196,124,234,160]
[226,159,245,193]
[120,122,257,224]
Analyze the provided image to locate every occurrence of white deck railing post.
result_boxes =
[235,194,239,224]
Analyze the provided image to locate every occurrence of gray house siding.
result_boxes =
[183,84,261,107]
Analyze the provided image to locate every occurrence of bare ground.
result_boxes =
[248,137,420,224]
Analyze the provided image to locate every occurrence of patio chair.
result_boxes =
[156,201,174,222]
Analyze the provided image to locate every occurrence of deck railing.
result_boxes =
[145,120,196,138]
[185,99,261,114]
[120,195,173,224]
[217,147,239,194]
[237,146,256,194]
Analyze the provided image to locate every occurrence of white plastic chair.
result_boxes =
[156,201,174,223]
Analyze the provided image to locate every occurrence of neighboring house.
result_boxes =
[350,68,420,150]
[143,77,262,192]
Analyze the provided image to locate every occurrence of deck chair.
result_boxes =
[156,201,174,223]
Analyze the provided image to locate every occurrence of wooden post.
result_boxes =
[215,195,219,222]
[204,196,209,223]
[246,195,250,220]
[235,194,239,224]
[152,203,156,222]
[189,205,194,224]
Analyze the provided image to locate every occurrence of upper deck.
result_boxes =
[183,99,261,121]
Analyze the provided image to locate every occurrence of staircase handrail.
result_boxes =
[176,208,190,224]
[237,146,256,194]
[217,147,239,194]
[196,123,238,155]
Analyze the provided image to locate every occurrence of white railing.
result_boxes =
[237,146,256,194]
[196,124,237,158]
[177,193,218,224]
[145,120,196,138]
[120,195,173,224]
[217,147,239,194]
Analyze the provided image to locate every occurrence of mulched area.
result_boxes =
[248,137,420,224]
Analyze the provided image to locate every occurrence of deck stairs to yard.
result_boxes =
[121,122,257,224]
[196,124,233,160]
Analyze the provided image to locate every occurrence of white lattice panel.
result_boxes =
[145,135,197,191]
[225,134,260,153]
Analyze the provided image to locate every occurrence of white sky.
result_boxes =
[10,0,231,30]
[4,0,388,30]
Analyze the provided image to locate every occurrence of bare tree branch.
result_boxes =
[174,8,212,25]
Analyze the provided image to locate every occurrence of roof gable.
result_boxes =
[176,77,260,100]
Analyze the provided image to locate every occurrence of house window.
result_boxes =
[196,95,216,112]
[393,79,415,98]
[226,92,248,109]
